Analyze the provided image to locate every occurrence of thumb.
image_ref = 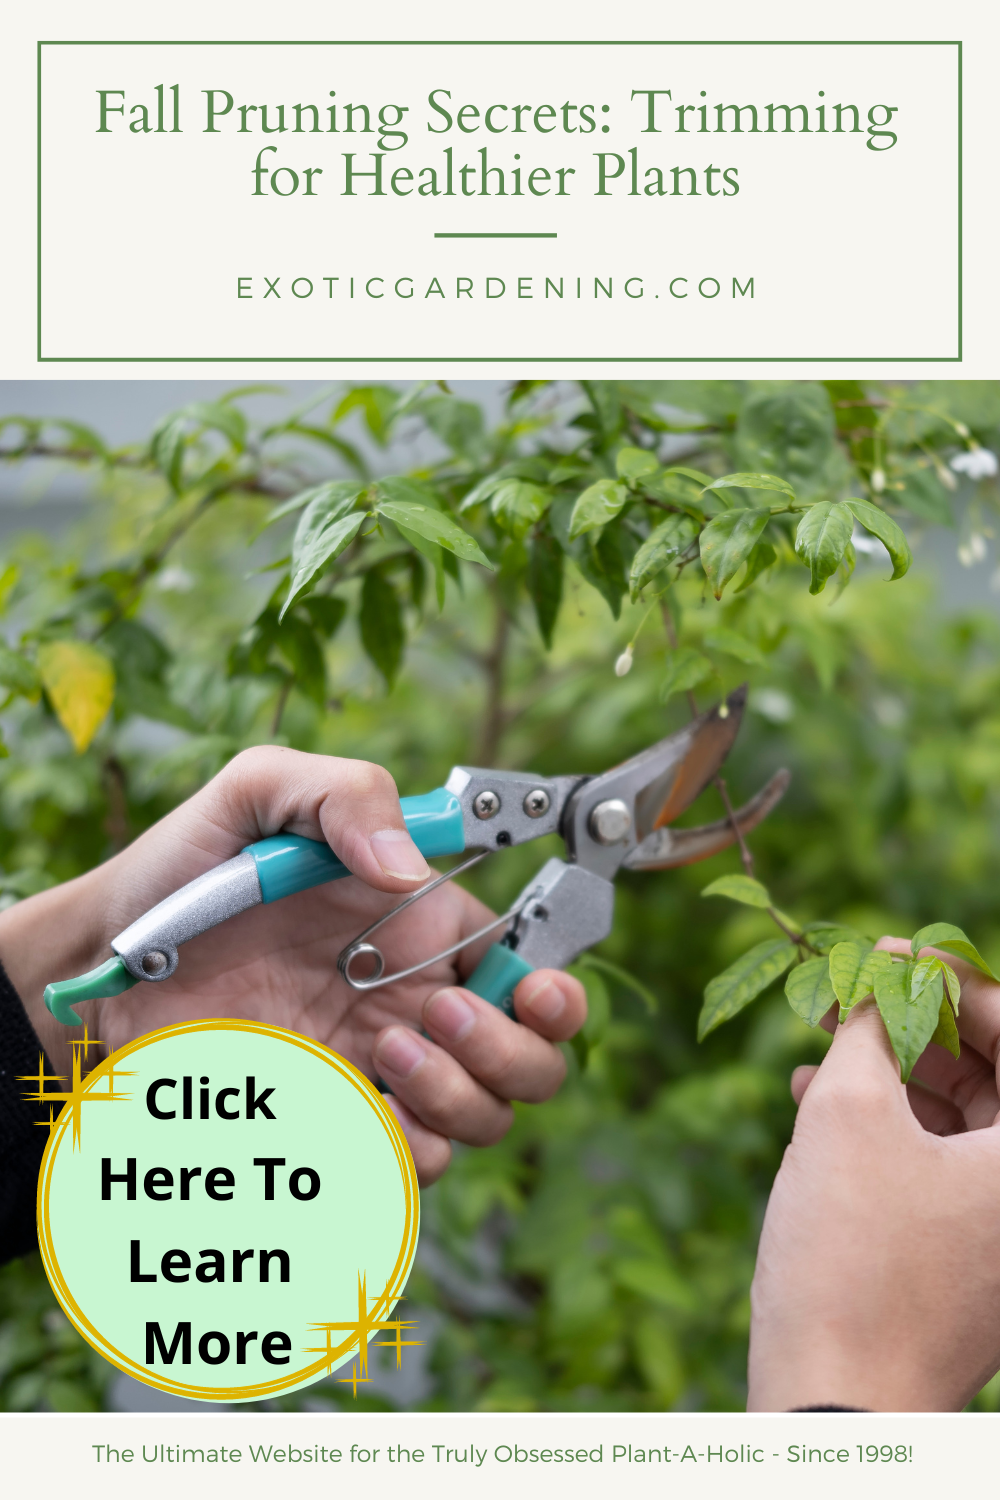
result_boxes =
[174,746,433,894]
[801,998,907,1117]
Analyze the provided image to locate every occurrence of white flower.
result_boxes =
[958,533,988,567]
[870,468,886,493]
[852,527,888,559]
[951,448,999,481]
[751,688,794,724]
[154,566,195,592]
[873,695,906,729]
[614,644,634,677]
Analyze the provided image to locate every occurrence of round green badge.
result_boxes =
[37,1020,419,1403]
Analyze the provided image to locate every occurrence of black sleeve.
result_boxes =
[790,1405,871,1412]
[0,961,52,1264]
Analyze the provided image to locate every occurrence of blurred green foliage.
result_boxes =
[1,380,1000,1412]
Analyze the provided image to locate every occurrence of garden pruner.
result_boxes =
[43,686,789,1025]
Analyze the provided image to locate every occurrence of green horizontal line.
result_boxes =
[37,356,962,364]
[40,40,961,46]
[434,232,557,239]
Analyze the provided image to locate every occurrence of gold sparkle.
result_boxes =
[19,1029,133,1148]
[304,1271,422,1397]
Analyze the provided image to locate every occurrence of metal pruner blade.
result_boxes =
[623,768,791,871]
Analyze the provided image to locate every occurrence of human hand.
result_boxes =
[747,935,1000,1411]
[1,747,586,1185]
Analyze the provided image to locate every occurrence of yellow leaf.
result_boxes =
[37,641,115,753]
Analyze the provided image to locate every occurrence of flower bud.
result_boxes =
[958,533,988,567]
[614,644,634,677]
[871,468,886,493]
[951,448,999,482]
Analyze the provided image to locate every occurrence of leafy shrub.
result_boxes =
[1,380,999,1410]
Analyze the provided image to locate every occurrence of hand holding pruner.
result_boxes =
[44,686,788,1025]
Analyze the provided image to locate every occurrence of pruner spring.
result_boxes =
[337,850,534,992]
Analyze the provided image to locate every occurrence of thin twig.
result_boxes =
[661,600,815,954]
[271,679,293,738]
[659,600,699,718]
[713,774,755,878]
[477,584,511,765]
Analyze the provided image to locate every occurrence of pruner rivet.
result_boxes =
[523,788,551,818]
[141,950,169,976]
[474,790,501,819]
[589,799,631,846]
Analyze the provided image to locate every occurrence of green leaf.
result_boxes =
[702,472,796,502]
[576,525,630,620]
[930,990,961,1060]
[277,422,368,479]
[51,418,109,460]
[803,922,872,955]
[910,955,948,1003]
[613,1258,698,1313]
[660,647,713,704]
[416,393,484,455]
[616,447,660,483]
[0,644,40,697]
[794,501,854,595]
[393,522,446,610]
[702,626,765,666]
[628,515,698,599]
[330,384,400,446]
[376,499,492,568]
[662,465,716,488]
[568,962,611,1070]
[182,399,246,451]
[701,874,773,910]
[568,479,629,540]
[734,540,777,593]
[736,385,845,498]
[359,568,404,688]
[941,962,961,1011]
[254,479,365,539]
[490,480,551,539]
[149,401,246,490]
[843,498,912,580]
[150,414,187,491]
[459,459,547,512]
[910,922,997,980]
[272,613,327,705]
[527,530,564,648]
[873,960,943,1082]
[697,939,798,1041]
[896,463,954,526]
[376,474,441,508]
[280,512,367,619]
[829,941,893,1020]
[699,509,771,599]
[298,595,347,638]
[785,956,837,1027]
[576,953,659,1014]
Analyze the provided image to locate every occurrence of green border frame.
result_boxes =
[37,39,963,364]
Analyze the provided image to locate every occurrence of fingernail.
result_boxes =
[374,1027,426,1079]
[370,829,430,882]
[521,977,566,1023]
[425,987,476,1043]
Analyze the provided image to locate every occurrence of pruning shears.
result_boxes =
[43,686,789,1027]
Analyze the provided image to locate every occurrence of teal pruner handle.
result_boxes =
[249,791,534,1018]
[465,943,535,1018]
[245,786,465,902]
